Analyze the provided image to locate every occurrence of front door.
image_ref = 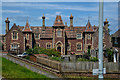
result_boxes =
[57,46,61,52]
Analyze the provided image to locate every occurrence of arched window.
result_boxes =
[76,43,82,51]
[36,43,40,47]
[46,42,52,49]
[26,33,29,40]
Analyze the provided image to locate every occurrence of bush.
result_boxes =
[83,53,90,59]
[25,56,30,60]
[26,47,60,57]
[89,57,98,62]
[50,56,61,61]
[77,57,98,62]
[77,58,88,61]
[106,48,113,62]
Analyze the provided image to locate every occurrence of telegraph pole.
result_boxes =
[99,0,104,79]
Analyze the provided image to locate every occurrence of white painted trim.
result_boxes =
[11,31,18,40]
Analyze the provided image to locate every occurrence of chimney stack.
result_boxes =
[70,14,73,30]
[104,18,109,31]
[42,14,45,29]
[5,17,10,34]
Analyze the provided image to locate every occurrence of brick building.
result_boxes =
[111,29,120,62]
[2,14,112,56]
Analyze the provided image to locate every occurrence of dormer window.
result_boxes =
[58,19,60,22]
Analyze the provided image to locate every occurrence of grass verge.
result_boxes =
[1,57,51,79]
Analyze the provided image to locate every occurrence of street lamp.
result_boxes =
[99,0,104,79]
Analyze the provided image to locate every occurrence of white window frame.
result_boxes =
[12,30,18,40]
[10,43,20,51]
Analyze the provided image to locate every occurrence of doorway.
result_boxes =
[57,46,61,52]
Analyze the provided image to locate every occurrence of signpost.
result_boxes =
[93,68,106,76]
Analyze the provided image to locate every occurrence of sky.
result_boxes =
[1,2,119,34]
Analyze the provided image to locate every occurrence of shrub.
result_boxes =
[89,57,98,62]
[77,58,88,61]
[50,56,61,61]
[83,53,90,59]
[26,47,60,57]
[106,48,113,62]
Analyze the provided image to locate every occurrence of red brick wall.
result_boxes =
[5,25,24,53]
[30,55,37,62]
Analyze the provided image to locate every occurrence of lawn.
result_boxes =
[1,57,51,79]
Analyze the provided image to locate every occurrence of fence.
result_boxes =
[6,54,120,73]
[36,56,120,73]
[61,62,120,73]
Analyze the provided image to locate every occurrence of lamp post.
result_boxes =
[99,0,104,79]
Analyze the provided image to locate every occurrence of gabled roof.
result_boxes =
[85,20,94,32]
[53,15,65,27]
[23,20,32,32]
[111,29,120,37]
[5,23,24,36]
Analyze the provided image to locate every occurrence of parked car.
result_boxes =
[17,52,28,57]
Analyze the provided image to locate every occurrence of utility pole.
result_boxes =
[99,0,104,79]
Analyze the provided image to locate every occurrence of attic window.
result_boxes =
[58,19,60,22]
